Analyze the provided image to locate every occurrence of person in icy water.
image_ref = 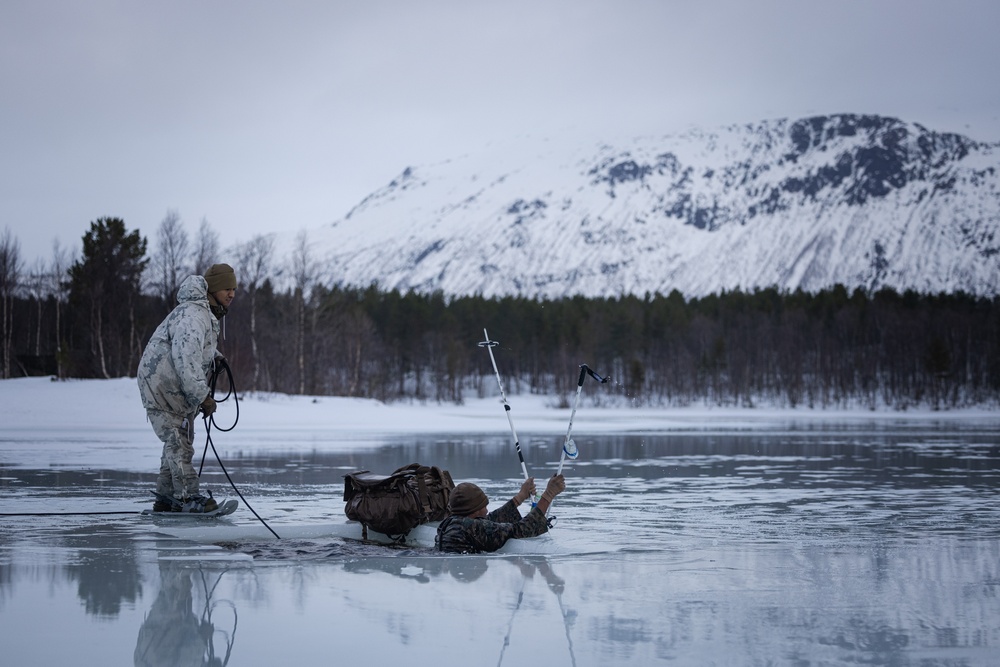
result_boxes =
[137,264,237,513]
[436,473,566,553]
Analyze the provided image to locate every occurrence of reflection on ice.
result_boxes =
[134,553,238,667]
[3,425,1000,665]
[65,528,143,617]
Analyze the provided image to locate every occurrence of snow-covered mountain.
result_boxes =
[304,114,1000,298]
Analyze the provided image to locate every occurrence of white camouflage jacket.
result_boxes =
[137,275,221,417]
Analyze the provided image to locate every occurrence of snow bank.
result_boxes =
[4,376,998,439]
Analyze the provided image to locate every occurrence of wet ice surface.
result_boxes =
[3,426,1000,666]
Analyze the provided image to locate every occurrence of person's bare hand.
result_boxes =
[515,477,536,504]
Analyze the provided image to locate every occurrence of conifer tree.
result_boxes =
[68,218,148,378]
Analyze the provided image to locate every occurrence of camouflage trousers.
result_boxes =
[146,409,201,500]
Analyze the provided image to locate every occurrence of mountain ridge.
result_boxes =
[298,113,999,298]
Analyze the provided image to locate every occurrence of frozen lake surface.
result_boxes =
[2,378,1000,665]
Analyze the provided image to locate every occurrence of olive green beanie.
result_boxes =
[204,263,237,293]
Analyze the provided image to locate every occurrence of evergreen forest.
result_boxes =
[2,217,998,410]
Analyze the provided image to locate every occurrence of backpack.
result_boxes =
[343,463,456,540]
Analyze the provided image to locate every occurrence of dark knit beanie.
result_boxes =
[205,263,237,293]
[448,482,489,516]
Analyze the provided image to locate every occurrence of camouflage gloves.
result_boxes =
[540,474,565,503]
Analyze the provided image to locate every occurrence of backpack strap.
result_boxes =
[427,466,452,513]
[412,465,434,518]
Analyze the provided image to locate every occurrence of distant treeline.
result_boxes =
[2,218,998,409]
[236,283,999,410]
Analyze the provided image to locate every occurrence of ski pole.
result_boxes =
[557,364,609,475]
[479,328,538,506]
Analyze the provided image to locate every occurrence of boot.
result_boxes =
[151,490,181,512]
[152,499,176,512]
[179,490,219,513]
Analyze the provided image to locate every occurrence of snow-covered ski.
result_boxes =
[140,498,239,518]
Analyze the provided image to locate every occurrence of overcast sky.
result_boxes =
[3,0,999,265]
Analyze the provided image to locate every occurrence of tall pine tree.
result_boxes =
[68,218,148,378]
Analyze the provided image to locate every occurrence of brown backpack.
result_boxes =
[343,463,456,540]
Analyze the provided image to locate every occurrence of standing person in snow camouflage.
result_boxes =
[436,474,566,553]
[137,264,237,512]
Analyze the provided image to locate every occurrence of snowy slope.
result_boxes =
[301,114,1000,298]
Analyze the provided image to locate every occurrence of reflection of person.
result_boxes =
[510,555,565,593]
[137,264,237,513]
[436,474,566,553]
[342,555,491,583]
[133,562,226,667]
[446,557,490,582]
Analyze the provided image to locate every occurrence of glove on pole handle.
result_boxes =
[480,328,538,506]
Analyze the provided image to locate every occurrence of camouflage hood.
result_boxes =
[176,274,211,306]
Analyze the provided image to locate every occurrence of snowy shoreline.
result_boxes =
[4,376,998,437]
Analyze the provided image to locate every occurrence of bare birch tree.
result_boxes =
[50,240,73,379]
[0,228,22,378]
[289,230,320,394]
[150,209,189,304]
[192,217,220,276]
[25,258,48,356]
[235,234,275,392]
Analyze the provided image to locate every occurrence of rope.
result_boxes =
[0,510,141,516]
[200,358,282,539]
[3,358,279,541]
